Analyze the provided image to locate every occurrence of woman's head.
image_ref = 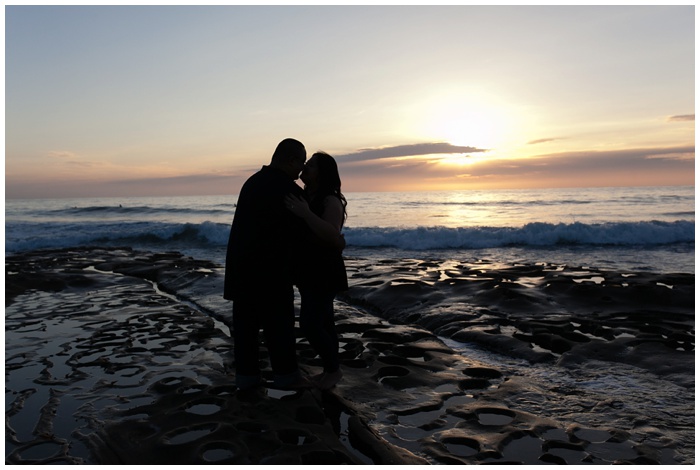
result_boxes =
[301,152,341,193]
[301,151,347,220]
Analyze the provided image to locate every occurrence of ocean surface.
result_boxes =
[5,185,695,274]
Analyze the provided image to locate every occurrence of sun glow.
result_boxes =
[412,90,525,152]
[428,110,502,149]
[434,152,479,167]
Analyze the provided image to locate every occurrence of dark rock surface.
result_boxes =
[5,248,694,464]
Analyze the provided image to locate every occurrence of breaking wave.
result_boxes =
[6,220,694,254]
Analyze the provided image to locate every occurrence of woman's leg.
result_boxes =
[299,288,340,374]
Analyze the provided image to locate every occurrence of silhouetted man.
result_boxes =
[224,138,309,390]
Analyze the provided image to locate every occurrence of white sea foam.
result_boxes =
[6,220,693,253]
[344,221,693,250]
[5,186,694,273]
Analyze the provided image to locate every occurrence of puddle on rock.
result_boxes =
[476,409,515,426]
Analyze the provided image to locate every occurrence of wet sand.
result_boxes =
[5,247,694,464]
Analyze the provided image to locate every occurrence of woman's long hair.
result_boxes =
[309,152,347,225]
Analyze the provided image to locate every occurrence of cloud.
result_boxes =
[505,146,695,187]
[335,142,488,163]
[484,146,695,173]
[64,160,104,168]
[527,138,562,145]
[47,150,78,159]
[9,144,693,198]
[645,154,693,162]
[667,114,695,122]
[6,170,249,199]
[335,144,695,191]
[59,145,696,195]
[46,150,106,169]
[109,172,241,186]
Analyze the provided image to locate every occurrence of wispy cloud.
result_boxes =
[64,160,104,168]
[47,150,105,168]
[527,138,563,145]
[109,172,241,186]
[667,114,695,122]
[472,146,695,177]
[335,142,487,162]
[6,170,248,199]
[47,150,78,159]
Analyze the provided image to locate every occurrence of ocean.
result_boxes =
[5,185,695,274]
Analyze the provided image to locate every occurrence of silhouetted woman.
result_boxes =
[285,152,348,390]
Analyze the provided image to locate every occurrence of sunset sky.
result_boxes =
[5,5,695,199]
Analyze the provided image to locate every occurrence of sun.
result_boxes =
[429,109,503,149]
[411,90,524,152]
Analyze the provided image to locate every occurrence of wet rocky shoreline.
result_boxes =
[5,247,694,464]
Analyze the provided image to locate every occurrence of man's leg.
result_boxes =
[260,287,305,388]
[231,297,262,390]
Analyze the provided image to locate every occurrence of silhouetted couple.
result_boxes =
[223,138,348,391]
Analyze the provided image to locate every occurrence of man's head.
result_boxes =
[270,138,306,180]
